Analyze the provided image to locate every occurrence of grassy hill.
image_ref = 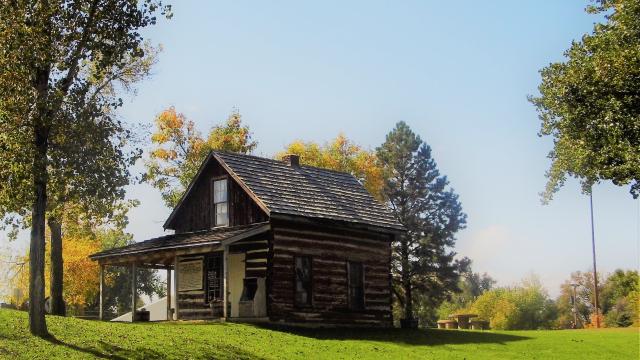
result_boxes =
[0,309,637,359]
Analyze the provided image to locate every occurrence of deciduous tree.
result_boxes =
[145,108,257,207]
[471,276,557,330]
[555,270,603,328]
[529,0,640,202]
[0,0,170,336]
[6,215,164,317]
[43,42,159,316]
[601,269,639,327]
[278,134,384,200]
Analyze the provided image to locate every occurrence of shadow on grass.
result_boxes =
[251,323,531,346]
[45,330,266,360]
[45,335,177,360]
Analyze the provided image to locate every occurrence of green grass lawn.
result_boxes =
[0,309,637,359]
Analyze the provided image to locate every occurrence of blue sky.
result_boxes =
[4,1,639,297]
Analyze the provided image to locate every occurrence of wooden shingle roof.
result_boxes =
[213,151,404,231]
[90,222,269,261]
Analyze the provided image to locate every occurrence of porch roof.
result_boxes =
[89,222,270,264]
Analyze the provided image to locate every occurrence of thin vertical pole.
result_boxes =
[99,264,104,321]
[166,268,172,321]
[131,263,137,323]
[223,246,229,319]
[571,283,578,328]
[174,256,180,320]
[589,191,600,328]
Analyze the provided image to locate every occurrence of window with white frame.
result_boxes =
[213,178,228,227]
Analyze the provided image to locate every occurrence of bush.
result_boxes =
[470,277,556,330]
[604,297,635,327]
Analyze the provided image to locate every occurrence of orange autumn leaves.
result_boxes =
[277,134,385,201]
[146,107,257,207]
[9,233,103,309]
[147,106,385,204]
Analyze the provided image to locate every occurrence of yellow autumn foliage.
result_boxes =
[146,107,257,208]
[278,134,385,200]
[8,233,103,309]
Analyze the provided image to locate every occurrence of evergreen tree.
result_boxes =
[377,121,467,324]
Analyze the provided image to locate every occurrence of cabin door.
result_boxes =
[227,253,246,318]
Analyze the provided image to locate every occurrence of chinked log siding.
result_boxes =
[230,236,269,278]
[177,291,220,320]
[268,220,393,326]
[171,159,267,233]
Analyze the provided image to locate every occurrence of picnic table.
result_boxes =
[436,319,458,329]
[470,319,489,330]
[448,313,478,329]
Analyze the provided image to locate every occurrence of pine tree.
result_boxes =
[377,121,467,324]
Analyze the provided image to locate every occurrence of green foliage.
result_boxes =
[435,259,496,323]
[529,0,640,201]
[377,121,467,320]
[89,229,165,319]
[555,271,598,329]
[601,269,639,327]
[471,276,557,330]
[555,269,638,328]
[0,0,170,335]
[601,269,639,313]
[145,108,257,208]
[604,297,635,327]
[1,309,639,359]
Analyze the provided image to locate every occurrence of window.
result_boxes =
[348,261,365,310]
[295,256,312,306]
[205,254,223,302]
[213,178,228,227]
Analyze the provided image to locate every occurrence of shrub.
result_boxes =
[470,277,556,330]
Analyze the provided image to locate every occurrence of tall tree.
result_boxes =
[278,134,384,200]
[44,42,159,316]
[377,121,467,325]
[145,108,257,208]
[0,1,170,336]
[529,0,640,202]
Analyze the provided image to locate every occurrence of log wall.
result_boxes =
[229,234,269,278]
[268,219,393,327]
[171,159,268,233]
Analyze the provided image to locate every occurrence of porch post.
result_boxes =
[174,256,180,320]
[99,264,104,320]
[166,268,172,321]
[223,245,229,319]
[131,263,137,323]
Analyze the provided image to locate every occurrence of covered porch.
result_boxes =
[89,222,270,322]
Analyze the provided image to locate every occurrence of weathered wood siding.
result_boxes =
[177,290,217,320]
[229,235,269,279]
[171,159,268,233]
[268,219,393,326]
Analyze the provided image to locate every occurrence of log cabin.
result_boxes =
[89,151,404,327]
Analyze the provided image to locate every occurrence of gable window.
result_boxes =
[295,256,312,306]
[348,261,365,310]
[213,178,229,227]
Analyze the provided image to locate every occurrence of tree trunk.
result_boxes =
[48,216,65,316]
[29,124,49,337]
[401,238,413,321]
